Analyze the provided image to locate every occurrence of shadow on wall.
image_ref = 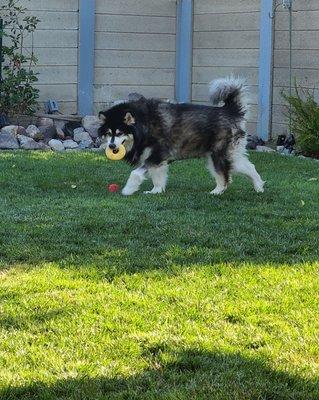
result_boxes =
[1,349,318,399]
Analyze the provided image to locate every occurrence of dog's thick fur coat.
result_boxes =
[98,77,265,195]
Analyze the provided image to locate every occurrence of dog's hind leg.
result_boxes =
[232,154,265,192]
[207,154,230,195]
[122,167,147,196]
[144,163,169,194]
[232,141,265,193]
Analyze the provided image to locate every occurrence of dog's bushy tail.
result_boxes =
[209,76,248,117]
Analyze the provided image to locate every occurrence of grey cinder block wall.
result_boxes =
[18,0,79,114]
[93,0,177,114]
[192,0,261,135]
[7,1,319,139]
[272,0,319,135]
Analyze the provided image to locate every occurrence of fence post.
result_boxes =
[257,0,274,141]
[175,0,193,103]
[78,0,95,116]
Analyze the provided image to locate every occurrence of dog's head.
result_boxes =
[98,105,136,153]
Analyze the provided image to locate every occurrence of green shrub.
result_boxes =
[282,83,319,157]
[0,0,40,116]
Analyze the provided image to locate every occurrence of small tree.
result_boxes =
[0,0,40,116]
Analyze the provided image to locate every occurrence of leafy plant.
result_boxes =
[282,83,319,157]
[0,0,40,116]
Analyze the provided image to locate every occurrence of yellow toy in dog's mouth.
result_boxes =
[105,144,126,161]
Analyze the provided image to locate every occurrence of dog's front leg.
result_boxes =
[122,167,147,196]
[144,163,169,194]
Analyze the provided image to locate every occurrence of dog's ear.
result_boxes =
[128,92,145,102]
[98,112,106,124]
[124,112,135,125]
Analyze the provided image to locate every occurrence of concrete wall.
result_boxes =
[93,0,177,113]
[18,0,79,114]
[10,0,319,140]
[192,0,261,135]
[272,0,319,136]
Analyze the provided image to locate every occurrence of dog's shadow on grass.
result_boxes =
[1,349,318,400]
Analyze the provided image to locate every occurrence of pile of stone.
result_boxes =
[246,134,297,155]
[246,135,276,153]
[0,115,103,152]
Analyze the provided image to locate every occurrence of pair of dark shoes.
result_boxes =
[277,134,296,153]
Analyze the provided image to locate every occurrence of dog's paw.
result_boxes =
[210,186,226,196]
[254,186,265,193]
[144,186,165,194]
[121,187,136,196]
[254,180,266,193]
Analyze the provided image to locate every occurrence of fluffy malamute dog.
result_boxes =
[98,77,265,196]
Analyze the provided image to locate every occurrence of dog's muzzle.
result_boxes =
[108,135,127,151]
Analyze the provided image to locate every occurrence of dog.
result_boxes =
[98,77,265,196]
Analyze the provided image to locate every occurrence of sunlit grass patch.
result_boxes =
[0,151,318,399]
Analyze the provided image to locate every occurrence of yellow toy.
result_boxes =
[105,144,126,161]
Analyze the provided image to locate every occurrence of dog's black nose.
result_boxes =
[109,143,116,150]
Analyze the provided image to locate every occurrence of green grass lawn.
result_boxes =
[0,150,318,400]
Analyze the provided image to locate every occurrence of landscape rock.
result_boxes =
[26,124,39,135]
[39,125,57,143]
[73,127,85,136]
[1,125,19,136]
[37,117,54,127]
[78,140,93,149]
[17,134,32,146]
[18,135,48,150]
[82,115,101,138]
[54,120,66,130]
[48,139,64,151]
[63,139,78,149]
[17,126,27,136]
[0,133,19,149]
[74,130,92,143]
[56,127,65,140]
[256,145,276,153]
[38,141,51,151]
[26,124,43,141]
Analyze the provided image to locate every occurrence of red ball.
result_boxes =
[108,183,120,193]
